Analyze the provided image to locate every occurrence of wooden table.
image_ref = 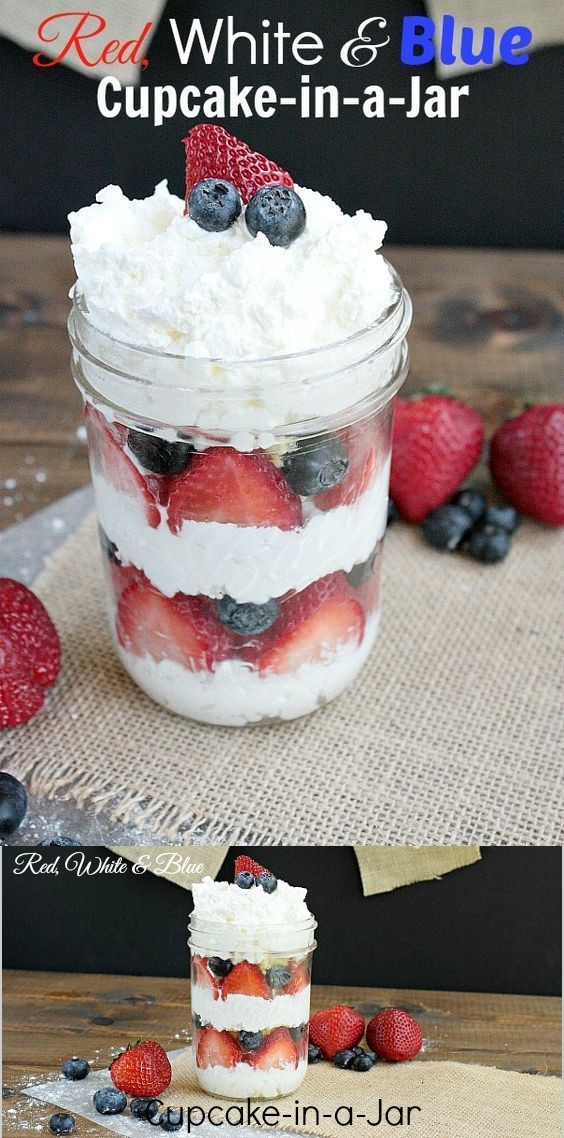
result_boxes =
[2,970,561,1135]
[1,237,562,531]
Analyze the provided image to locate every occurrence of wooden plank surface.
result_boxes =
[2,970,561,1136]
[1,236,562,532]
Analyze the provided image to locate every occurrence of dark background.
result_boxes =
[3,847,562,996]
[0,1,561,246]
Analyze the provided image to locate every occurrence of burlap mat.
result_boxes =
[355,846,481,894]
[162,1052,562,1138]
[106,846,480,894]
[2,510,562,845]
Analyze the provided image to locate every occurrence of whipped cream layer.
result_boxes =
[194,1058,307,1100]
[69,181,392,358]
[192,988,311,1032]
[94,458,389,603]
[115,613,379,728]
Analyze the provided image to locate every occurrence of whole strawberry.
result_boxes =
[390,395,484,523]
[0,579,61,729]
[309,1005,365,1061]
[366,1009,422,1062]
[110,1040,171,1098]
[489,404,564,526]
[184,124,293,206]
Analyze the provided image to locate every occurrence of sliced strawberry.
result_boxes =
[196,1027,243,1070]
[284,963,309,995]
[249,1027,299,1071]
[167,447,302,533]
[0,578,60,689]
[108,560,144,600]
[234,854,269,879]
[85,404,160,529]
[221,962,271,1001]
[315,425,377,511]
[184,124,293,206]
[248,572,365,676]
[0,626,44,729]
[192,955,220,1000]
[116,580,234,672]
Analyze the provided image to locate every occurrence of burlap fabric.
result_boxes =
[355,846,481,894]
[107,847,481,894]
[161,1054,562,1138]
[2,511,562,845]
[21,1052,562,1138]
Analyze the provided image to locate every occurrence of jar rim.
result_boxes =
[70,258,410,370]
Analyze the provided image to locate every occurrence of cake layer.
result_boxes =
[115,613,379,726]
[194,1057,307,1100]
[192,987,311,1032]
[94,461,389,604]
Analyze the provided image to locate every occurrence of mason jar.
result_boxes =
[69,264,411,726]
[188,913,317,1099]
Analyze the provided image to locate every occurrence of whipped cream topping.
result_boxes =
[69,181,394,359]
[191,875,311,926]
[189,874,315,960]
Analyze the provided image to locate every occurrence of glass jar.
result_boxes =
[188,914,317,1099]
[69,263,411,726]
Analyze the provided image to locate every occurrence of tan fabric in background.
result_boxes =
[106,848,479,894]
[164,1053,562,1138]
[107,846,228,888]
[355,846,481,895]
[0,1,165,82]
[2,510,562,846]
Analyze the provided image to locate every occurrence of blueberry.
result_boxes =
[484,504,520,533]
[346,542,381,588]
[159,1108,183,1131]
[188,178,242,232]
[421,504,474,551]
[290,1024,306,1043]
[467,523,511,564]
[37,837,79,847]
[208,956,233,977]
[93,1087,127,1115]
[239,1030,263,1050]
[61,1057,89,1080]
[235,870,255,889]
[308,1043,323,1063]
[451,487,487,524]
[0,773,27,837]
[352,1046,365,1056]
[128,430,194,476]
[130,1097,161,1121]
[282,435,349,496]
[334,1049,356,1069]
[352,1052,376,1071]
[99,527,119,564]
[256,871,278,894]
[245,185,306,247]
[266,966,291,990]
[193,1013,204,1029]
[217,596,279,636]
[49,1114,75,1134]
[387,499,400,526]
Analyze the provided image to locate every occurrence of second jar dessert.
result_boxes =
[69,126,411,725]
[189,856,317,1099]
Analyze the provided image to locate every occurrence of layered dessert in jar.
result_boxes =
[189,856,317,1098]
[68,126,411,725]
